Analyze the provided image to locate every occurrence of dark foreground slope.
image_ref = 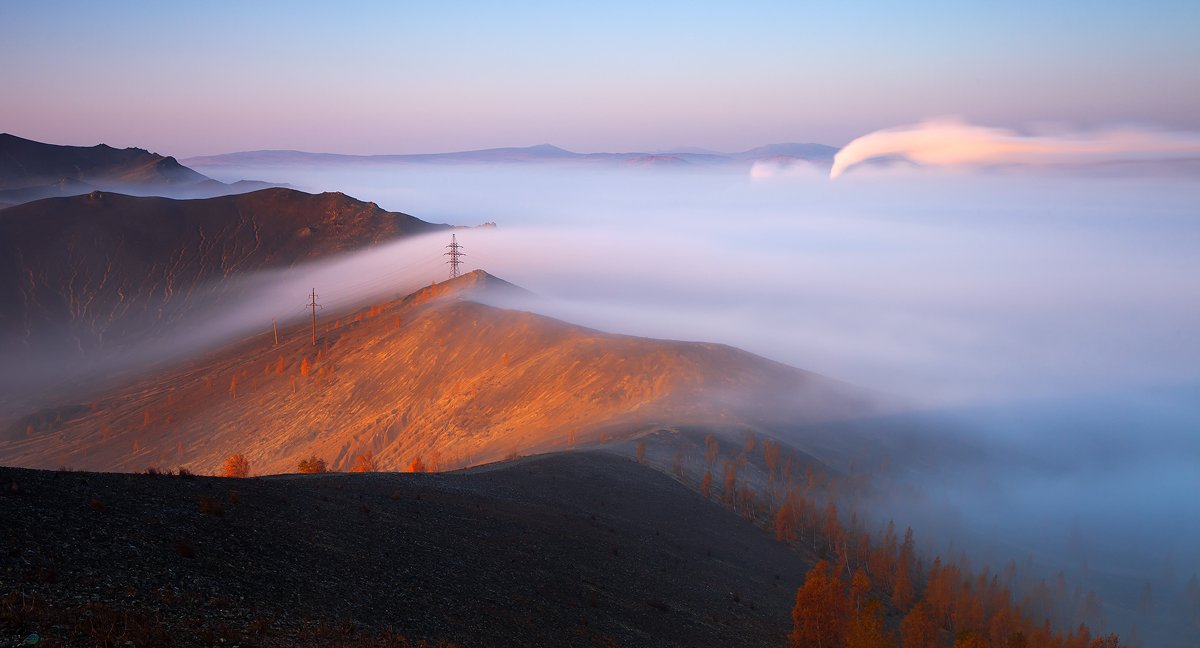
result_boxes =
[0,452,811,647]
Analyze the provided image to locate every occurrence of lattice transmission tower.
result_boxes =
[445,233,465,279]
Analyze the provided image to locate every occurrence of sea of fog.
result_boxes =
[199,161,1200,406]
[195,160,1198,641]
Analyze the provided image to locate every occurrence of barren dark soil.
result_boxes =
[1,451,813,647]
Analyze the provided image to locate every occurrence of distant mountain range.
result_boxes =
[182,142,840,169]
[0,133,278,207]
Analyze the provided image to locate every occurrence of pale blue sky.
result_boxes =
[2,1,1197,156]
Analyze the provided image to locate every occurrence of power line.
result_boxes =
[445,233,465,279]
[307,288,323,346]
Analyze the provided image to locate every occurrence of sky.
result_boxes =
[2,1,1199,157]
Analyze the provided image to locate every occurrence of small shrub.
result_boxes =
[298,456,327,474]
[218,453,250,478]
[89,496,106,512]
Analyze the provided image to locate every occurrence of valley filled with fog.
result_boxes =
[194,159,1200,642]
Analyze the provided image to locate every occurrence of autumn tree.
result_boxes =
[704,433,719,470]
[822,500,844,554]
[846,599,896,648]
[351,450,378,472]
[228,375,238,399]
[894,555,916,612]
[742,429,757,455]
[775,493,800,543]
[409,456,426,473]
[789,559,850,648]
[763,439,782,488]
[635,440,646,464]
[893,527,917,611]
[850,567,871,612]
[900,601,939,648]
[672,445,684,479]
[951,630,989,648]
[219,453,250,478]
[700,470,713,498]
[722,458,739,506]
[297,456,327,474]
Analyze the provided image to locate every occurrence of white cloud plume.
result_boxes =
[831,118,1200,178]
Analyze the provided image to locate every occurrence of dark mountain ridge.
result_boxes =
[0,188,451,402]
[0,133,277,207]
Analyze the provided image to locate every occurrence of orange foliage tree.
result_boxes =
[297,456,327,474]
[775,493,800,543]
[409,456,426,473]
[846,599,895,648]
[763,438,782,489]
[850,567,871,612]
[704,433,719,470]
[900,601,939,648]
[218,453,250,478]
[721,458,739,506]
[789,559,850,648]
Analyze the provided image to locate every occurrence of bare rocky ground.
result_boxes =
[1,451,814,647]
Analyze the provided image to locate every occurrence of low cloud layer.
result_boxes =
[67,157,1199,643]
[830,118,1200,178]
[185,161,1199,408]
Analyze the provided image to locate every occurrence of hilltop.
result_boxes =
[0,270,876,475]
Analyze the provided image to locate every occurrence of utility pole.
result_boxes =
[445,233,465,279]
[308,288,320,346]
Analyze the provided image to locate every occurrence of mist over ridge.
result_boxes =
[183,155,1200,642]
